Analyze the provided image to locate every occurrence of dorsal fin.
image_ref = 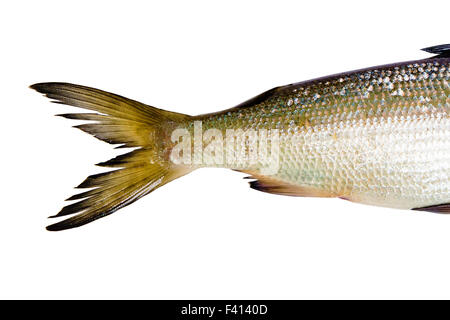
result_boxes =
[237,170,335,197]
[421,44,450,58]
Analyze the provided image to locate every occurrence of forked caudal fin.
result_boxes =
[31,82,193,231]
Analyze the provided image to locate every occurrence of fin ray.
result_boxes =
[412,203,450,213]
[422,44,450,58]
[239,171,335,197]
[31,82,194,231]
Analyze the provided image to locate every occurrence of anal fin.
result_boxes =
[238,171,335,198]
[422,44,450,58]
[412,203,450,213]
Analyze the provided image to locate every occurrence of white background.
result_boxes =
[1,0,449,299]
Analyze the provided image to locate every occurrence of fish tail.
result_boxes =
[30,82,194,231]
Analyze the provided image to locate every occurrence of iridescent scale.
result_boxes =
[199,58,450,209]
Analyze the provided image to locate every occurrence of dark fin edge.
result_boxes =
[421,44,450,58]
[236,170,335,198]
[412,203,450,213]
[31,82,194,231]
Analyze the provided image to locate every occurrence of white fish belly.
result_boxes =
[276,114,450,209]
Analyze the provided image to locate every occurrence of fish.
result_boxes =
[31,44,450,231]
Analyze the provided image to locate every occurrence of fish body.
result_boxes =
[195,54,450,210]
[32,44,450,230]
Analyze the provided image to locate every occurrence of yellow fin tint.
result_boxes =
[31,82,193,231]
[239,171,335,198]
